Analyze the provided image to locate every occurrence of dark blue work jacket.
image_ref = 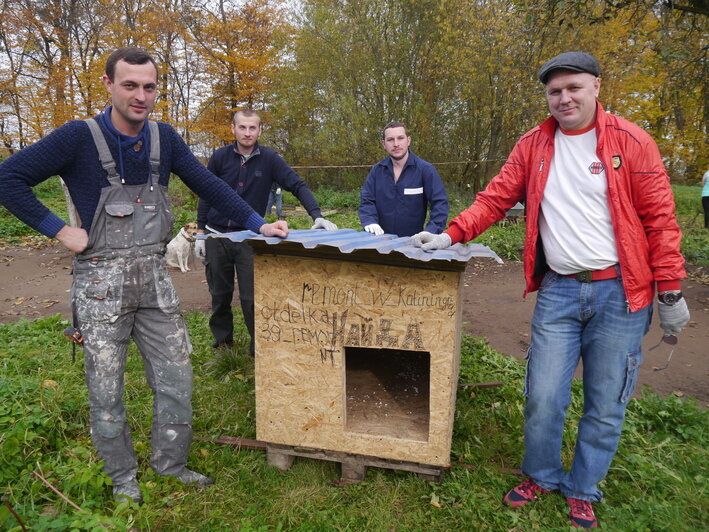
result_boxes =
[197,142,320,232]
[358,150,449,237]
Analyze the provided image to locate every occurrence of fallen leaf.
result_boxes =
[429,493,443,508]
[673,390,685,397]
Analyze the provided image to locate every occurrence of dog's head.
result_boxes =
[181,222,199,240]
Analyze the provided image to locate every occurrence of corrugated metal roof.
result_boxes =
[203,229,503,264]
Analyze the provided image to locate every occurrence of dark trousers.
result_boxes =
[204,238,255,355]
[703,196,709,229]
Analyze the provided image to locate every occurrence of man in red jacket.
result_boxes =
[412,52,690,529]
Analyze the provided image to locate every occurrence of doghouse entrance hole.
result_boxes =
[344,347,430,442]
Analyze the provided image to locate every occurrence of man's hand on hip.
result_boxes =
[410,231,451,251]
[311,217,338,231]
[260,220,288,238]
[658,297,690,335]
[56,225,88,253]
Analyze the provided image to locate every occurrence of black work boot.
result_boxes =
[172,468,214,486]
[113,478,143,505]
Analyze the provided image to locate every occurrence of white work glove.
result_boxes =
[311,217,338,231]
[658,298,690,335]
[194,239,206,261]
[364,223,384,235]
[410,231,452,251]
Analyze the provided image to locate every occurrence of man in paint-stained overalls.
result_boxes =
[0,47,288,504]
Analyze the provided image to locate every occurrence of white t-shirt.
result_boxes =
[539,127,618,274]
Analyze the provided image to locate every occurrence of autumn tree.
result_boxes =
[186,0,285,148]
[269,0,466,189]
[268,0,706,189]
[0,0,705,182]
[510,0,708,181]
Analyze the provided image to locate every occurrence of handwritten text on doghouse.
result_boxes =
[259,281,455,362]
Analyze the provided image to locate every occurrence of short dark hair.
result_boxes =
[382,121,407,140]
[233,109,261,125]
[105,47,158,82]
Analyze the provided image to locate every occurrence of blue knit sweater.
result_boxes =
[197,142,321,233]
[0,114,266,237]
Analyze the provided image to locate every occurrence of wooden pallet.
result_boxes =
[266,443,445,484]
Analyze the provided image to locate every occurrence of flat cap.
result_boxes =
[538,51,600,84]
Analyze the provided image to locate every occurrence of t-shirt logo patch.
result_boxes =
[589,162,604,175]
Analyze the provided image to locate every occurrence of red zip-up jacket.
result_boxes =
[446,102,685,312]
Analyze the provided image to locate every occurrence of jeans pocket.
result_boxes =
[538,271,557,293]
[618,351,642,403]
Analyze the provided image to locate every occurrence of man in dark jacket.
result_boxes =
[195,109,337,354]
[358,121,448,237]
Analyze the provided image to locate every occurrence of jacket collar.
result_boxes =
[233,141,261,161]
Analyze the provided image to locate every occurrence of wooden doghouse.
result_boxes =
[212,229,501,483]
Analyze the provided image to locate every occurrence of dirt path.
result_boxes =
[1,243,707,406]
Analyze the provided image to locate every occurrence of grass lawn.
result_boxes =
[0,184,707,530]
[0,313,707,531]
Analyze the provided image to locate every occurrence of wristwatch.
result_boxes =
[658,291,683,306]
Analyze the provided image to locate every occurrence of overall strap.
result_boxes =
[84,118,122,186]
[148,120,161,183]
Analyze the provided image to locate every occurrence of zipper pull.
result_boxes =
[538,158,545,172]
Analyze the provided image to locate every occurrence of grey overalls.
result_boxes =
[72,119,193,485]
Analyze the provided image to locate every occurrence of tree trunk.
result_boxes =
[60,179,80,227]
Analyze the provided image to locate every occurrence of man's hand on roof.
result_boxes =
[364,223,384,235]
[260,220,288,238]
[410,231,451,251]
[311,217,338,231]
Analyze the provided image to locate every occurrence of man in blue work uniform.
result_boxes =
[195,109,337,354]
[358,121,448,237]
[0,48,288,505]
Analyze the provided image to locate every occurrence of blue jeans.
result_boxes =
[522,270,652,502]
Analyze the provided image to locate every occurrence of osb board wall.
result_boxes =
[254,254,463,467]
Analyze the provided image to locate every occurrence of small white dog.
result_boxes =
[166,222,199,273]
